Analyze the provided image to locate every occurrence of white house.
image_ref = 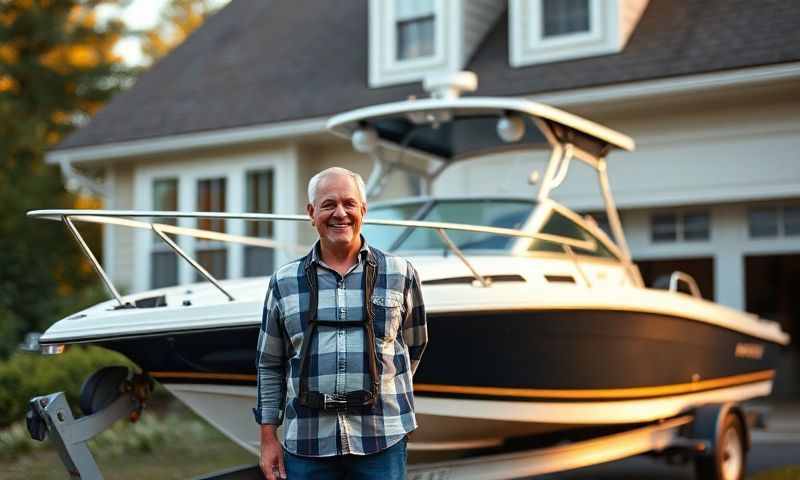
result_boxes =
[48,0,800,396]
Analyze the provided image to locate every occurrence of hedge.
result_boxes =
[0,345,135,427]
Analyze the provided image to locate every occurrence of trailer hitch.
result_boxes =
[26,366,153,479]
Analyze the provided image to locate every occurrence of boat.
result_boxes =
[28,72,789,457]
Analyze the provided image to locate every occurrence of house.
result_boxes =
[48,0,800,396]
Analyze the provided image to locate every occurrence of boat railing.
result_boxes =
[28,209,599,306]
[668,271,702,299]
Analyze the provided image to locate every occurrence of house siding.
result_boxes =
[107,162,135,293]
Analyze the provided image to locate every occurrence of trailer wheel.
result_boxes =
[694,412,746,480]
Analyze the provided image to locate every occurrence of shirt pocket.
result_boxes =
[371,292,403,342]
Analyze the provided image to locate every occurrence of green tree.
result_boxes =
[0,0,134,358]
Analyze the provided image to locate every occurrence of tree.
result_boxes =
[0,0,134,357]
[140,0,222,64]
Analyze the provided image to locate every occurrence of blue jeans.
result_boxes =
[283,437,407,479]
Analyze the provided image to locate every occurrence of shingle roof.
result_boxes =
[56,0,800,151]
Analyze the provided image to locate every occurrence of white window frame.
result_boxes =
[369,0,460,87]
[510,0,621,67]
[132,148,297,292]
[649,209,711,244]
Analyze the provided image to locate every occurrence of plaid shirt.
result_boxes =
[254,238,427,457]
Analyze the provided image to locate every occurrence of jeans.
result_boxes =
[283,437,407,479]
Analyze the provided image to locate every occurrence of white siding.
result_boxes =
[106,163,135,293]
[461,0,505,65]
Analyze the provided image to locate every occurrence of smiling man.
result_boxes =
[255,167,428,480]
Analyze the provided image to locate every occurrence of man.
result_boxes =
[254,167,427,479]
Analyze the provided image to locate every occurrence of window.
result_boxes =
[196,178,227,280]
[748,205,800,238]
[244,170,275,277]
[651,214,678,243]
[396,0,435,60]
[388,199,534,252]
[509,0,647,67]
[542,0,590,37]
[748,207,778,238]
[150,179,178,288]
[369,0,458,87]
[531,211,616,259]
[581,211,612,238]
[651,211,710,243]
[682,212,710,241]
[785,206,800,236]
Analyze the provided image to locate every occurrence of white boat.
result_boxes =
[29,72,789,459]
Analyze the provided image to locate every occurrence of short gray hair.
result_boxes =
[307,167,367,205]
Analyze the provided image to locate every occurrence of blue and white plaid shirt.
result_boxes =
[254,238,427,457]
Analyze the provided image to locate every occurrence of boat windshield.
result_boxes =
[363,199,535,252]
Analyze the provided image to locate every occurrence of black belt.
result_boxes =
[299,390,375,412]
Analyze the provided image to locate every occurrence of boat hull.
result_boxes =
[91,308,783,452]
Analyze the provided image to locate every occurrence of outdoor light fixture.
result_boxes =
[352,126,378,153]
[497,114,525,143]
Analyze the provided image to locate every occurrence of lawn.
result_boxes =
[1,402,255,480]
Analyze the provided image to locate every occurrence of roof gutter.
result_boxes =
[45,116,329,166]
[528,61,800,106]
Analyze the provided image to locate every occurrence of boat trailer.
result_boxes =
[26,366,752,480]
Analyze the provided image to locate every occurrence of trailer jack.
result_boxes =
[26,366,152,479]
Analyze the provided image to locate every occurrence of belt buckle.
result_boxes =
[323,393,347,411]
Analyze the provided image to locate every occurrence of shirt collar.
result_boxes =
[310,235,370,265]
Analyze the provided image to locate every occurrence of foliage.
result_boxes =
[0,345,134,427]
[140,0,222,64]
[0,0,134,358]
[1,406,224,461]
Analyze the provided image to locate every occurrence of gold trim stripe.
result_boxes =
[413,370,775,400]
[150,371,257,382]
[148,370,774,400]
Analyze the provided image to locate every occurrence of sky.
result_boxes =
[97,0,230,66]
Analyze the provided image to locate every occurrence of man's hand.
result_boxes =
[260,425,287,479]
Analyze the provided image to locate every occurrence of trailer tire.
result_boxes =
[694,412,746,480]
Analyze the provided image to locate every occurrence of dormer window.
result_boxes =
[510,0,648,67]
[396,0,435,60]
[542,0,590,37]
[369,0,459,88]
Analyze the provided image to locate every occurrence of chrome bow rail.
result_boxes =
[28,209,601,306]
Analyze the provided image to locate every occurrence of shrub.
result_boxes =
[0,345,135,427]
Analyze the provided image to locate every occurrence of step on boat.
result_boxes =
[28,72,789,457]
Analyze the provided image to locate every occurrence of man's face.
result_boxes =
[306,173,366,250]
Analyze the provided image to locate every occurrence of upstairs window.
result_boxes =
[542,0,590,37]
[509,0,647,67]
[150,178,178,288]
[369,0,456,87]
[396,0,435,61]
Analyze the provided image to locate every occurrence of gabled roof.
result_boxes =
[56,0,800,151]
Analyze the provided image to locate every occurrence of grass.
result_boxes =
[750,467,800,480]
[1,402,255,480]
